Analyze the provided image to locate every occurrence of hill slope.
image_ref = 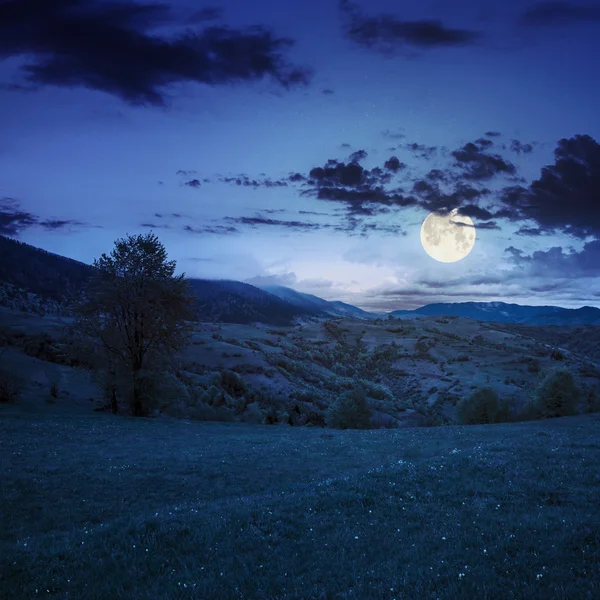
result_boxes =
[258,284,374,319]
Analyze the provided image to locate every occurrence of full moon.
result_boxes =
[420,209,476,263]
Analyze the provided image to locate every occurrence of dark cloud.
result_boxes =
[299,210,331,216]
[485,131,502,137]
[0,197,87,236]
[349,149,368,163]
[307,159,392,188]
[425,168,453,183]
[411,180,490,214]
[510,140,534,154]
[402,142,439,159]
[184,224,238,235]
[451,141,517,181]
[321,88,335,95]
[506,240,600,278]
[520,2,600,26]
[184,179,202,188]
[340,142,352,148]
[219,174,288,188]
[141,222,170,229]
[0,198,40,235]
[470,221,500,230]
[0,0,311,107]
[384,156,406,172]
[515,226,546,236]
[499,134,600,237]
[456,205,495,220]
[340,0,481,55]
[225,216,323,231]
[177,169,197,176]
[40,218,85,230]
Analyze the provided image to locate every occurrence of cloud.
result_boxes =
[498,134,600,237]
[245,273,298,287]
[510,140,534,154]
[224,216,323,231]
[506,239,600,277]
[184,179,202,188]
[515,226,546,236]
[141,222,170,229]
[384,156,406,172]
[456,205,496,220]
[39,218,86,230]
[411,179,490,214]
[183,224,238,235]
[0,198,41,235]
[0,197,87,236]
[349,149,368,163]
[520,2,600,26]
[219,174,289,188]
[0,0,311,107]
[340,0,481,55]
[401,142,440,160]
[484,131,502,137]
[451,141,517,181]
[321,88,335,95]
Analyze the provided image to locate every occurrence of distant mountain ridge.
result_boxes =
[390,301,600,326]
[257,284,375,320]
[2,235,599,326]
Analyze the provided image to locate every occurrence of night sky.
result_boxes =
[1,0,600,311]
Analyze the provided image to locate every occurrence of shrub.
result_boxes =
[456,387,501,425]
[0,370,20,403]
[531,368,580,418]
[326,386,372,429]
[583,386,600,414]
[220,370,246,397]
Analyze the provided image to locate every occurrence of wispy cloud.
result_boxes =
[340,0,481,56]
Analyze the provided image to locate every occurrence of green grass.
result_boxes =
[1,411,600,599]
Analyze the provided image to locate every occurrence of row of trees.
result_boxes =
[456,368,599,425]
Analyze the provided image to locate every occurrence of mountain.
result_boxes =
[389,301,600,326]
[0,235,94,303]
[257,285,374,319]
[185,279,318,325]
[0,236,374,326]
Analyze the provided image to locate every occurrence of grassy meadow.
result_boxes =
[1,410,599,599]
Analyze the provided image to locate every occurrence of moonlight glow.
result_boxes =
[420,209,476,263]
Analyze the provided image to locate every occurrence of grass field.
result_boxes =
[1,410,599,599]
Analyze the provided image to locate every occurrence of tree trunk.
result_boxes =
[132,373,142,416]
[111,387,118,414]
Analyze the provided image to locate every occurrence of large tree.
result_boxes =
[76,233,196,416]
